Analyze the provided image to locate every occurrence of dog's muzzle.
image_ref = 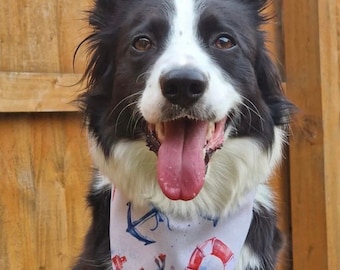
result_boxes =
[144,68,229,201]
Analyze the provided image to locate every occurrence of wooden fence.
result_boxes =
[0,0,339,269]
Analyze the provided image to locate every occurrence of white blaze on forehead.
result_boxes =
[138,0,203,123]
[166,0,201,67]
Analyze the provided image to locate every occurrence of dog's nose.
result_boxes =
[160,68,207,108]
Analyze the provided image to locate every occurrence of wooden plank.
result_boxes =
[282,0,340,269]
[283,1,328,268]
[0,72,287,114]
[0,72,83,112]
[0,0,91,73]
[262,0,285,75]
[0,0,60,72]
[319,0,340,269]
[0,113,91,270]
[270,160,292,270]
[57,0,92,73]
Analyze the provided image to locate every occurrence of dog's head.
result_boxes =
[79,0,294,205]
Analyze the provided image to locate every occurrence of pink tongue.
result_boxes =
[157,119,208,201]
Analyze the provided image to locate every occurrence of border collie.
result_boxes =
[73,0,294,269]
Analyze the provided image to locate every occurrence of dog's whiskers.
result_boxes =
[136,71,151,84]
[114,100,140,135]
[107,92,141,120]
[228,109,240,135]
[240,96,265,132]
[128,109,143,136]
[242,97,264,121]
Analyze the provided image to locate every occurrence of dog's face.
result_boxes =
[81,0,293,215]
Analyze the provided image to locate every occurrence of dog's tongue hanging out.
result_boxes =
[157,119,208,201]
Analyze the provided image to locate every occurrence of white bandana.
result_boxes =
[110,187,255,270]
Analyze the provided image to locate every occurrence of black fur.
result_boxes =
[245,206,283,270]
[73,175,111,269]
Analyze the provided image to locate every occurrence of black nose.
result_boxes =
[160,68,207,108]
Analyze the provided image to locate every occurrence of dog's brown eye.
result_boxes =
[214,35,236,50]
[133,37,153,51]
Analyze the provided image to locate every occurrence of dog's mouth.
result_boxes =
[146,117,228,201]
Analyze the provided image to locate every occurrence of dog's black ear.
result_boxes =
[242,0,269,13]
[255,48,296,126]
[88,0,117,30]
[75,0,120,114]
[81,0,122,86]
[248,0,268,8]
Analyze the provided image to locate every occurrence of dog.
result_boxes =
[73,0,294,269]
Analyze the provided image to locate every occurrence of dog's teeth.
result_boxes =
[155,123,165,143]
[206,122,215,142]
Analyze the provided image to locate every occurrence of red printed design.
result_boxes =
[112,255,127,270]
[186,238,234,269]
[112,253,173,270]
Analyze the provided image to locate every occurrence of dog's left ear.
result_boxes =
[255,48,296,126]
[243,0,269,16]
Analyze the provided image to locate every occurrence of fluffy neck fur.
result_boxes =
[89,127,284,220]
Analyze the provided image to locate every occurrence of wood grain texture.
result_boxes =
[0,113,91,270]
[0,1,57,72]
[56,0,92,73]
[0,0,90,73]
[282,0,340,269]
[0,0,90,112]
[319,0,340,269]
[271,154,293,270]
[0,72,83,112]
[262,0,285,76]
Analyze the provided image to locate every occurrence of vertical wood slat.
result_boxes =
[0,114,91,270]
[320,1,340,269]
[282,0,340,269]
[56,0,92,73]
[271,159,292,270]
[263,0,285,75]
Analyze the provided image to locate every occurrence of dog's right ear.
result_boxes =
[75,0,120,113]
[242,0,269,18]
[88,0,117,30]
[254,46,297,127]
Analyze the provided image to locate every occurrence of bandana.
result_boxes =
[110,187,255,270]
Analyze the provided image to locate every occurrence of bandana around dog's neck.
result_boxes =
[109,187,256,270]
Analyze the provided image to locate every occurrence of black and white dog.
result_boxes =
[73,0,294,269]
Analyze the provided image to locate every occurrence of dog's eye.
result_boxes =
[133,37,153,51]
[214,35,236,50]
